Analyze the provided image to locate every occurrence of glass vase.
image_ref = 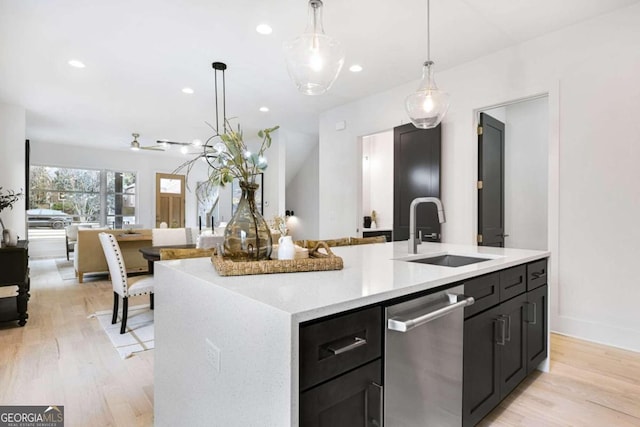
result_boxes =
[223,181,272,261]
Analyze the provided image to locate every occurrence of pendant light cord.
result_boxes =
[222,68,226,133]
[426,0,431,62]
[214,69,219,133]
[212,62,228,134]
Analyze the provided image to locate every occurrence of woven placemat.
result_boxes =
[211,242,343,276]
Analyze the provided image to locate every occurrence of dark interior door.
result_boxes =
[393,123,441,242]
[478,113,505,247]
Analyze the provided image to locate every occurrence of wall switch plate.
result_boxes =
[205,338,221,373]
[335,120,346,131]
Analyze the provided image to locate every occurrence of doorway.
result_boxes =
[155,173,185,228]
[477,96,549,250]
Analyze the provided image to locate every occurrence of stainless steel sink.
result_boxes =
[406,254,492,267]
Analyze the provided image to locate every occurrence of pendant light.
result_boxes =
[283,0,345,95]
[405,0,450,129]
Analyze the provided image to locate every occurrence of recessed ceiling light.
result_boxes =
[259,106,269,112]
[256,24,273,35]
[182,87,194,94]
[68,59,86,68]
[192,139,203,146]
[349,65,363,73]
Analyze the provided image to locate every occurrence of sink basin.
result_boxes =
[406,254,492,267]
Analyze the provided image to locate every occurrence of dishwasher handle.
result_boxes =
[388,295,475,333]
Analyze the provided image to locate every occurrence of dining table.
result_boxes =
[139,244,197,274]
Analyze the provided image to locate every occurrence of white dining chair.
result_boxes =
[98,232,155,334]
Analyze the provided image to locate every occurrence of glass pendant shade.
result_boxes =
[405,61,450,129]
[283,0,345,95]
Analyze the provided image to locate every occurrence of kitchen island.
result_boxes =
[154,241,549,426]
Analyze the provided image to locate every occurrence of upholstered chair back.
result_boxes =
[98,232,129,298]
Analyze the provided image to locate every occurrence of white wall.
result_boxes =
[30,141,208,229]
[362,131,393,230]
[318,4,640,351]
[504,98,548,251]
[285,143,319,240]
[484,98,548,251]
[0,103,27,239]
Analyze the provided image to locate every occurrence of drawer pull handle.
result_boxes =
[327,337,367,355]
[531,269,545,279]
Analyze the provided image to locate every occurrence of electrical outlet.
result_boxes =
[205,338,220,373]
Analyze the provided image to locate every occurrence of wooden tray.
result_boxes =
[211,242,343,276]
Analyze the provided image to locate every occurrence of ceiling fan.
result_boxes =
[156,138,203,154]
[130,133,165,151]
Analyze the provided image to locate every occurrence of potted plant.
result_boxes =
[0,187,24,246]
[176,121,279,261]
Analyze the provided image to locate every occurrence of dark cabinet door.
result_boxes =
[498,293,528,399]
[300,360,382,427]
[463,305,501,427]
[526,285,548,374]
[393,123,441,242]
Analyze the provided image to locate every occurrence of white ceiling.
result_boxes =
[1,0,638,156]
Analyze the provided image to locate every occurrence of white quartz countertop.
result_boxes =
[156,241,549,323]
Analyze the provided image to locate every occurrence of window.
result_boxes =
[107,171,137,228]
[29,166,137,228]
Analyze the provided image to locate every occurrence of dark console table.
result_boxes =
[0,240,30,326]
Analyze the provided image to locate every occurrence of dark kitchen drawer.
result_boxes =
[300,359,382,426]
[499,265,526,302]
[527,259,547,291]
[300,306,382,391]
[464,272,500,318]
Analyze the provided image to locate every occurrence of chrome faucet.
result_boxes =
[408,197,446,254]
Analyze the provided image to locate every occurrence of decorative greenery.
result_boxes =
[270,215,288,236]
[176,120,279,188]
[0,187,24,213]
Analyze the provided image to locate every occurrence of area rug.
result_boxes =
[88,304,154,359]
[55,258,76,280]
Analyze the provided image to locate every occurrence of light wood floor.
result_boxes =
[0,259,153,426]
[1,259,638,426]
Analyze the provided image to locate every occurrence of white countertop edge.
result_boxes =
[291,250,549,323]
[156,242,550,324]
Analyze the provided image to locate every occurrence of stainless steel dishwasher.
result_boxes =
[385,285,474,426]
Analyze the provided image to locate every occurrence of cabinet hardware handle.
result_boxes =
[503,315,512,342]
[525,302,537,325]
[531,271,543,279]
[365,382,383,427]
[495,317,507,346]
[388,295,475,332]
[327,337,367,355]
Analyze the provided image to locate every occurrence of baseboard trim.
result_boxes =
[551,315,640,353]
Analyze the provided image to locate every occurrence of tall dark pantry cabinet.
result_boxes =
[393,123,442,242]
